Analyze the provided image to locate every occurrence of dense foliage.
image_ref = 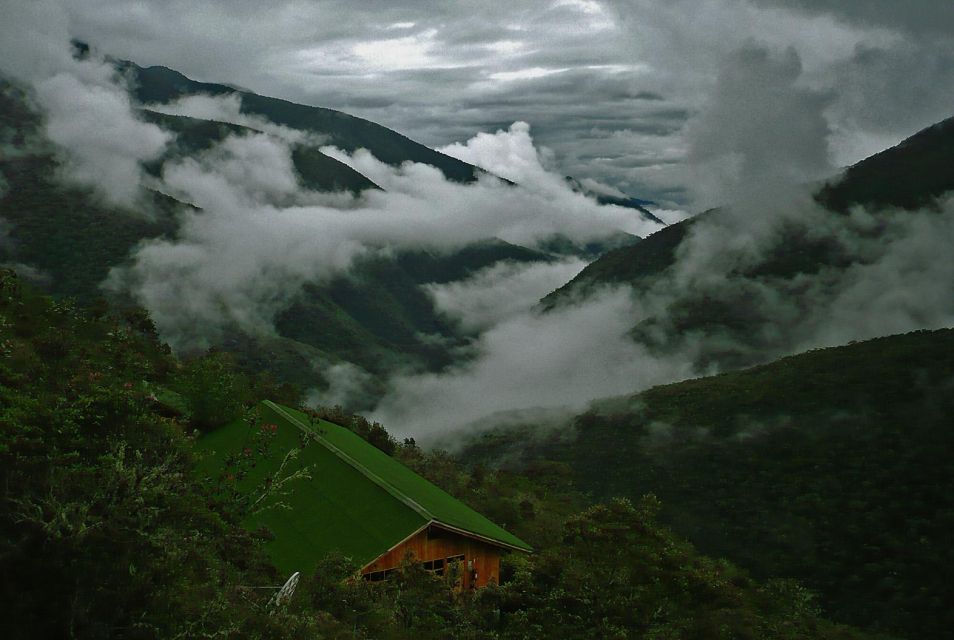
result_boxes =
[464,329,954,639]
[0,270,884,638]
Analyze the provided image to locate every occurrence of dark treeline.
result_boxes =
[0,269,889,639]
[462,330,954,640]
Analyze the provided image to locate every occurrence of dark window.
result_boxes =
[422,558,446,576]
[363,567,398,582]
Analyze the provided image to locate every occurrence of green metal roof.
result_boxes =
[194,401,530,574]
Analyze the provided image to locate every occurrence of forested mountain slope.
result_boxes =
[0,73,558,387]
[462,328,954,639]
[0,268,884,639]
[543,113,954,308]
[123,62,483,183]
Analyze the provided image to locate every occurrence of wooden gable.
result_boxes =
[362,523,504,590]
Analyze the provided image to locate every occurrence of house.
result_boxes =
[195,400,531,589]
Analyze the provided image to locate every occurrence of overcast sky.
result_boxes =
[44,0,954,206]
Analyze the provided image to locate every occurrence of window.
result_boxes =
[363,567,397,582]
[422,558,446,576]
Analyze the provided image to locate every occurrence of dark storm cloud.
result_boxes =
[47,0,954,206]
[748,0,954,36]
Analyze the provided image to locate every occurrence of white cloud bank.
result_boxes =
[0,0,170,208]
[108,121,663,350]
[373,287,698,439]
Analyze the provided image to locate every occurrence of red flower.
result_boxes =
[243,447,252,456]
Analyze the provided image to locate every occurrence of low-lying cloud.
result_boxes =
[373,287,698,440]
[5,8,952,449]
[373,40,954,442]
[425,258,588,333]
[145,92,328,146]
[686,42,834,208]
[0,0,170,208]
[108,122,663,350]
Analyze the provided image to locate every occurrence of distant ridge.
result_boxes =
[122,63,482,183]
[542,113,954,308]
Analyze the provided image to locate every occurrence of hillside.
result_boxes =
[271,240,554,388]
[123,62,483,183]
[543,113,954,309]
[140,109,380,194]
[0,73,560,389]
[461,328,954,639]
[2,59,652,393]
[0,268,884,639]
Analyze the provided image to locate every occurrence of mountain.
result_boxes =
[537,114,954,382]
[122,62,483,183]
[460,327,954,640]
[1,61,635,395]
[564,176,664,224]
[543,114,954,309]
[0,81,185,299]
[0,267,884,639]
[139,109,380,194]
[816,114,954,213]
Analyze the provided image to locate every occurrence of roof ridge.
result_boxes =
[261,400,436,522]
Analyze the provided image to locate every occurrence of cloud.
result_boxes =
[628,42,954,370]
[391,33,948,447]
[307,362,377,409]
[5,0,952,448]
[685,42,834,208]
[372,288,698,440]
[438,121,554,184]
[322,141,663,246]
[425,257,588,333]
[145,92,328,145]
[0,0,170,208]
[47,0,954,207]
[108,125,663,350]
[35,72,170,206]
[162,132,305,207]
[747,0,954,37]
[793,202,954,349]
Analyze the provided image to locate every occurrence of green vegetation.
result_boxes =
[0,81,555,394]
[195,400,529,574]
[0,269,302,638]
[275,241,551,389]
[5,55,951,640]
[0,81,183,303]
[817,115,954,213]
[0,269,884,639]
[541,211,703,308]
[463,328,954,639]
[543,114,954,314]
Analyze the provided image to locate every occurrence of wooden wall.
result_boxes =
[362,524,503,589]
